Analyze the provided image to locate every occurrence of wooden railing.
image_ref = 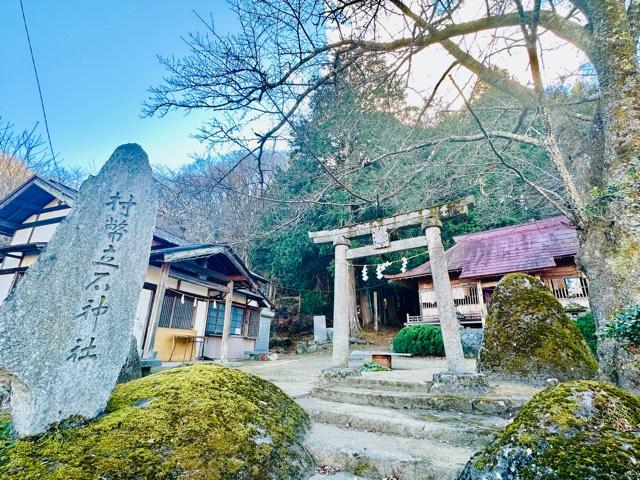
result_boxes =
[405,313,482,327]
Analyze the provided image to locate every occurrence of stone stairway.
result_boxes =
[301,375,513,480]
[311,383,528,417]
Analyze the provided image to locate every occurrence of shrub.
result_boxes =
[300,290,326,316]
[574,312,598,356]
[602,304,640,349]
[392,324,445,356]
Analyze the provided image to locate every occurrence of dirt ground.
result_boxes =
[230,347,541,400]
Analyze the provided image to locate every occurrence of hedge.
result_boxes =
[392,324,445,356]
[574,312,597,356]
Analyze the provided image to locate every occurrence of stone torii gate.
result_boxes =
[309,197,475,373]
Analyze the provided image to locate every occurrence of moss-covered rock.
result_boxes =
[0,364,313,480]
[478,273,598,382]
[458,380,640,480]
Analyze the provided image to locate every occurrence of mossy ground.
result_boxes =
[0,364,312,480]
[479,273,598,382]
[463,381,640,480]
[359,361,391,372]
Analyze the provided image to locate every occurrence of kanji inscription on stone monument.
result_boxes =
[0,144,158,436]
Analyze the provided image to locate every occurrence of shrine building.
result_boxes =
[0,175,272,362]
[386,216,590,327]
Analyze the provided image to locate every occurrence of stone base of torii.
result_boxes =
[309,197,481,378]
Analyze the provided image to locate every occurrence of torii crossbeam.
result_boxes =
[309,196,474,372]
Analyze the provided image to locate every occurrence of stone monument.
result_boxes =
[313,315,327,342]
[0,144,158,436]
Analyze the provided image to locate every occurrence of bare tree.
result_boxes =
[0,115,86,201]
[155,151,288,260]
[0,116,52,199]
[146,0,640,390]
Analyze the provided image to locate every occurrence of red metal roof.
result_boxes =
[387,216,579,281]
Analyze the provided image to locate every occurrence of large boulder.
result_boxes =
[458,380,640,480]
[478,273,598,382]
[0,364,313,480]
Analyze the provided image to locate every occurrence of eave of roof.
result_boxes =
[150,243,260,292]
[0,175,190,248]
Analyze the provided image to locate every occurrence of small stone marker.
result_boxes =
[313,315,327,342]
[0,144,158,436]
[255,308,274,353]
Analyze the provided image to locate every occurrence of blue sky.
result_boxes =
[1,1,236,172]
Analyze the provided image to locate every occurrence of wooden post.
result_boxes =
[373,290,379,332]
[359,289,372,326]
[347,262,359,334]
[332,236,351,367]
[476,281,487,326]
[219,279,234,362]
[423,218,469,373]
[143,262,170,358]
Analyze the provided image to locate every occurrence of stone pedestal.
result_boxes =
[430,372,489,396]
[332,237,351,367]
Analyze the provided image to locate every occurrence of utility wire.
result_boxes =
[20,0,57,167]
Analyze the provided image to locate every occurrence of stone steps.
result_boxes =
[304,422,474,480]
[311,385,527,417]
[298,397,506,449]
[332,376,432,392]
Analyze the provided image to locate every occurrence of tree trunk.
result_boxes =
[359,289,372,326]
[347,264,360,335]
[575,1,640,392]
[578,225,640,392]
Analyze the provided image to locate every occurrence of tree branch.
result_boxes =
[515,0,587,225]
[361,130,543,167]
[449,75,577,222]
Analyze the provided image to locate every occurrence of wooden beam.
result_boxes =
[219,279,234,362]
[227,274,247,282]
[159,245,224,263]
[0,243,47,255]
[170,260,232,284]
[346,236,428,260]
[40,203,70,214]
[19,217,64,229]
[0,266,28,276]
[477,281,487,326]
[309,196,474,244]
[169,269,230,293]
[33,179,75,205]
[143,262,170,358]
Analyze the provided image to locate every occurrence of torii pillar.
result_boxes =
[423,217,468,372]
[332,236,351,367]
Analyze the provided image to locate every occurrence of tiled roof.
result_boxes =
[387,216,578,281]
